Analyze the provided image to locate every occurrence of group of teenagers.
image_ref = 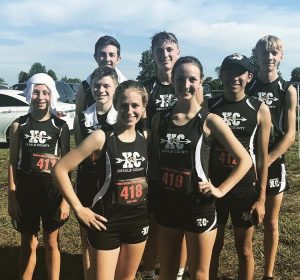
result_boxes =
[7,31,296,280]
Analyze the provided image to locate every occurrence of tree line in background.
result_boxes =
[0,62,81,86]
[1,51,300,87]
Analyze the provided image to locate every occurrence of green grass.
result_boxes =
[0,140,299,279]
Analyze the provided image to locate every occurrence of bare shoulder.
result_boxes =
[204,112,224,130]
[259,102,271,115]
[286,84,297,103]
[203,112,233,140]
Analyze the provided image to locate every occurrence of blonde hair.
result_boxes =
[255,35,284,53]
[113,80,148,109]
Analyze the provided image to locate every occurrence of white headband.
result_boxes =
[24,73,60,113]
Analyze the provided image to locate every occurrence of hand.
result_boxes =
[198,181,224,198]
[75,206,107,231]
[253,200,265,224]
[8,191,21,221]
[57,199,70,221]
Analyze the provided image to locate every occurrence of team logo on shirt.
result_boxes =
[160,133,191,150]
[115,152,145,169]
[155,94,177,108]
[257,92,278,106]
[25,130,52,145]
[222,112,247,127]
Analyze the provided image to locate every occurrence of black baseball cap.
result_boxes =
[220,53,253,72]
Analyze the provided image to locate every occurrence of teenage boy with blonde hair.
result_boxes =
[247,35,297,280]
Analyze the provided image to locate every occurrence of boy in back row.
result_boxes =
[247,35,297,280]
[74,35,127,144]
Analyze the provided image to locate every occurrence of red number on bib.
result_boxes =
[218,151,237,166]
[116,179,147,205]
[120,186,129,200]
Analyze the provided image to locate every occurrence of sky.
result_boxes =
[1,0,300,86]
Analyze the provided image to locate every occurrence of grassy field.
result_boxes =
[0,140,299,280]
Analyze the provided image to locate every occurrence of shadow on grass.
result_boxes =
[0,246,83,280]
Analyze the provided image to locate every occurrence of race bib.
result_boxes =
[217,150,237,167]
[31,153,60,174]
[114,177,147,206]
[160,166,192,194]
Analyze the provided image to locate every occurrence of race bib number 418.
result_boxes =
[31,153,59,173]
[114,177,147,206]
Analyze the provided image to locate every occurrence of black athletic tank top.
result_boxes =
[78,111,109,140]
[247,77,290,149]
[92,129,148,221]
[144,76,177,128]
[18,113,69,175]
[158,107,211,196]
[208,95,261,192]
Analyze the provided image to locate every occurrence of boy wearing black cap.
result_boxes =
[247,35,297,280]
[208,53,271,280]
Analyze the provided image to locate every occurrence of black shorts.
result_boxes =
[14,172,66,234]
[155,191,217,233]
[87,215,149,250]
[267,160,289,195]
[216,188,259,228]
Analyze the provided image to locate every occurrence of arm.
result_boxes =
[255,103,271,223]
[268,85,297,165]
[57,123,71,221]
[8,120,21,221]
[199,113,252,198]
[52,130,107,230]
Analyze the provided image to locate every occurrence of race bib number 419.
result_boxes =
[114,177,147,206]
[31,153,59,173]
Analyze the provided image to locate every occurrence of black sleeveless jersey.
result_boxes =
[17,113,69,175]
[247,77,290,149]
[158,107,211,198]
[76,106,117,198]
[208,95,261,192]
[143,76,177,128]
[92,129,148,221]
[78,111,110,140]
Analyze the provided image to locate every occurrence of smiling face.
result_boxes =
[221,65,252,98]
[30,84,51,112]
[173,62,203,102]
[92,75,117,106]
[116,89,145,128]
[94,44,121,69]
[153,41,180,71]
[256,47,283,73]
